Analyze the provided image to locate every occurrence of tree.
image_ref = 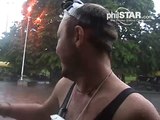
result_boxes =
[20,0,62,81]
[136,14,160,75]
[0,0,158,82]
[0,23,23,75]
[0,0,62,81]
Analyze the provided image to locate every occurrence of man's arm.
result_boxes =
[0,83,60,120]
[0,103,50,120]
[0,78,72,120]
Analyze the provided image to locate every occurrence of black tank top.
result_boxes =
[58,83,136,120]
[95,88,136,120]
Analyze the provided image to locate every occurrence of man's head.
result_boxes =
[61,0,118,54]
[56,0,118,78]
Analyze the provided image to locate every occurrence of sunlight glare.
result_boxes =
[27,6,32,13]
[0,0,26,37]
[153,0,160,14]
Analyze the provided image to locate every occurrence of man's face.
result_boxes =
[56,18,80,78]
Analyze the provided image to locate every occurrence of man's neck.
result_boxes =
[74,63,111,95]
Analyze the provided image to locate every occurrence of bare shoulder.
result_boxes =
[54,77,74,102]
[128,93,160,120]
[42,77,73,114]
[114,92,160,120]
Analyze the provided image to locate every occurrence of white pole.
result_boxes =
[20,16,30,81]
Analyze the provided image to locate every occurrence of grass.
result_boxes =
[125,75,137,84]
[0,61,10,67]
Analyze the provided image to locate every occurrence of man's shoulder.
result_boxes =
[113,92,160,120]
[54,77,74,94]
[54,77,74,105]
[42,77,74,114]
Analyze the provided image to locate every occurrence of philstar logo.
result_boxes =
[107,7,152,25]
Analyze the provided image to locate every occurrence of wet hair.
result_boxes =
[62,0,118,57]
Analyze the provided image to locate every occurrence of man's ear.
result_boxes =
[74,25,84,47]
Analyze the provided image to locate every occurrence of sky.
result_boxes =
[154,0,160,14]
[0,0,160,37]
[0,0,26,37]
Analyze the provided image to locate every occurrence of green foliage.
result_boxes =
[0,0,159,81]
[0,23,23,74]
[22,0,61,79]
[112,40,140,74]
[136,15,160,75]
[0,0,61,81]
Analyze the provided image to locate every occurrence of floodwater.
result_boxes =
[0,81,159,120]
[0,81,53,120]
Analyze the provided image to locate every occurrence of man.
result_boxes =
[0,0,160,120]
